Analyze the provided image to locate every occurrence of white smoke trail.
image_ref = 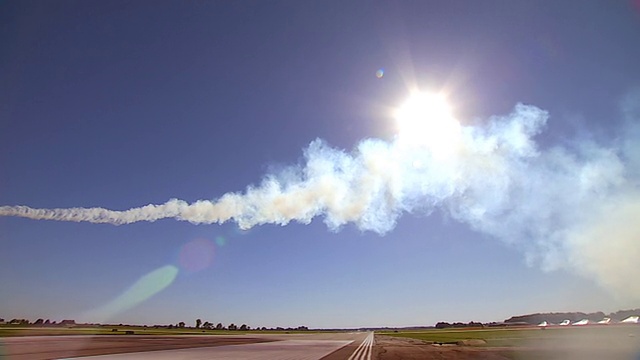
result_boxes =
[0,104,553,231]
[1,100,639,298]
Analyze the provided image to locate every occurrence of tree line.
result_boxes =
[159,319,309,331]
[0,317,309,331]
[1,318,76,326]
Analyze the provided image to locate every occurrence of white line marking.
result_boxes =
[348,332,374,360]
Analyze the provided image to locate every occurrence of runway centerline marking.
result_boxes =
[348,332,374,360]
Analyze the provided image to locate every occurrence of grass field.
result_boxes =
[0,326,238,337]
[0,325,318,337]
[379,325,640,347]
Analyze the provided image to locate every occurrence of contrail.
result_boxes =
[2,99,639,299]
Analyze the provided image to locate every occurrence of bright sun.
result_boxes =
[394,92,461,158]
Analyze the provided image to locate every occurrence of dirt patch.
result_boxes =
[457,339,487,346]
[374,335,512,360]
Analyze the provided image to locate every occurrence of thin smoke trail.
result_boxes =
[2,100,639,299]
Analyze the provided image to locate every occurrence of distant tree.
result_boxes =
[228,323,237,330]
[196,319,202,328]
[202,321,212,329]
[34,319,44,325]
[435,322,451,329]
[239,324,248,331]
[44,319,51,325]
[261,327,267,331]
[216,323,223,330]
[59,320,76,327]
[168,324,174,329]
[178,322,185,328]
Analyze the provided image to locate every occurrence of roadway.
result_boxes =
[0,332,374,360]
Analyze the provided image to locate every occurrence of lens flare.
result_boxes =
[179,238,215,272]
[85,265,179,321]
[215,235,227,247]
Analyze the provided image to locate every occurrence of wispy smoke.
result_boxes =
[1,100,639,299]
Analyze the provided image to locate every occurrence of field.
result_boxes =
[0,325,317,338]
[376,325,640,359]
[379,325,640,346]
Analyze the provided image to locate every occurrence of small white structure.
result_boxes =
[537,321,548,327]
[621,316,639,324]
[559,320,571,326]
[597,317,611,324]
[572,319,589,326]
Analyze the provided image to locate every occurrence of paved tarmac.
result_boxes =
[1,332,371,360]
[74,339,352,360]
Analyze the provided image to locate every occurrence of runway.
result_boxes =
[1,332,372,360]
[74,339,352,360]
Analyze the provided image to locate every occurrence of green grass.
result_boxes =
[378,326,640,347]
[0,325,326,337]
[0,326,256,337]
[379,328,535,346]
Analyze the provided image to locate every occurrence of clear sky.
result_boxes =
[1,1,639,329]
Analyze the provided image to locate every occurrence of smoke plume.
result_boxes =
[2,100,639,298]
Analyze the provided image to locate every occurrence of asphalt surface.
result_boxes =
[0,332,372,360]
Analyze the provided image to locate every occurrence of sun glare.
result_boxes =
[394,92,461,158]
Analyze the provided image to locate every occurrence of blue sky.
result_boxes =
[1,1,640,328]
